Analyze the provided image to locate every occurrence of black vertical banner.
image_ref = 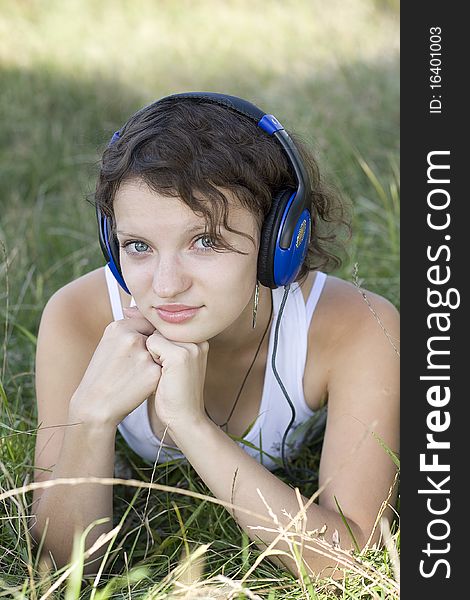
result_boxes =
[402,3,466,597]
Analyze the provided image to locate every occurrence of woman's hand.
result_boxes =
[123,306,210,432]
[69,309,162,427]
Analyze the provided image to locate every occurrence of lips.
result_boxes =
[154,304,202,324]
[154,304,199,312]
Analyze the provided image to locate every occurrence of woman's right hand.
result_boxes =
[68,310,161,427]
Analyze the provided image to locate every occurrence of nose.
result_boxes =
[152,253,192,299]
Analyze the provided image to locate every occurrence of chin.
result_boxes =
[168,333,210,345]
[154,323,211,345]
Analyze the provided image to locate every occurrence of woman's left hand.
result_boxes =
[123,306,209,431]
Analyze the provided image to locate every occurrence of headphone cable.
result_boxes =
[271,284,321,486]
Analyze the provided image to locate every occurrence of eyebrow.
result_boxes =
[115,224,208,238]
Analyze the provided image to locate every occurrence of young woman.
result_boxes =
[32,92,399,577]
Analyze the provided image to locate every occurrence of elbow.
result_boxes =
[30,532,107,577]
[347,519,368,551]
[29,515,107,576]
[349,513,398,554]
[28,522,57,573]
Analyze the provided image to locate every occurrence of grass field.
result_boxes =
[0,1,399,597]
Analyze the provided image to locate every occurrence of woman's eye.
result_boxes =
[123,241,150,254]
[194,235,216,251]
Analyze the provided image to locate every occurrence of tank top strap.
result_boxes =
[305,272,327,326]
[104,265,136,320]
[105,265,124,320]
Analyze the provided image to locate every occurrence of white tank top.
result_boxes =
[105,266,328,471]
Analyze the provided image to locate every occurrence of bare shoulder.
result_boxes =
[303,273,399,410]
[36,267,116,417]
[40,266,128,340]
[312,274,399,351]
[35,265,122,419]
[43,266,110,328]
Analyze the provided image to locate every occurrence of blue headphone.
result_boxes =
[96,92,312,293]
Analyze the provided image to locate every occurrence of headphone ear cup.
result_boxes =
[96,207,131,295]
[104,216,121,272]
[96,205,110,263]
[257,188,295,288]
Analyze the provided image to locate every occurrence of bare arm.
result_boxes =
[146,288,400,577]
[32,415,116,572]
[317,290,400,552]
[169,416,366,577]
[32,273,159,573]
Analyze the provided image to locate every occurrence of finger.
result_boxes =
[145,330,192,366]
[146,346,163,366]
[146,331,209,367]
[123,306,144,318]
[122,307,156,336]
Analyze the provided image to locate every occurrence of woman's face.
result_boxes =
[113,179,260,343]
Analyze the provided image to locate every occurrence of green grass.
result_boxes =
[0,0,399,597]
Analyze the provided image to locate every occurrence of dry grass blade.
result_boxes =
[0,476,274,524]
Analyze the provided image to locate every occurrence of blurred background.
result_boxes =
[0,0,399,595]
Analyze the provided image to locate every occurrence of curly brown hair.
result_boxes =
[94,97,350,282]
